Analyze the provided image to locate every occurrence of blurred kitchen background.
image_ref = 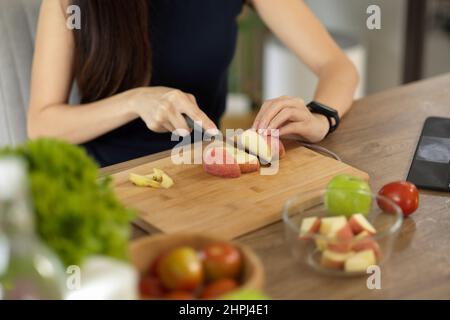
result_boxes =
[222,0,450,130]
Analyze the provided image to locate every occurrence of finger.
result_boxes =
[170,111,192,136]
[180,102,218,133]
[278,122,308,137]
[267,107,308,130]
[257,97,305,130]
[162,122,176,134]
[252,99,274,129]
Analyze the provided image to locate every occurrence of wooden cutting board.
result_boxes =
[110,141,369,239]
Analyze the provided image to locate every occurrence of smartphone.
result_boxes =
[407,117,450,191]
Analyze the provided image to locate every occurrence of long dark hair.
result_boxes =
[71,0,151,103]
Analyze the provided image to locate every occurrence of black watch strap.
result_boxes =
[307,101,340,135]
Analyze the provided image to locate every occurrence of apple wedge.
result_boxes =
[344,249,376,273]
[266,135,286,160]
[319,216,354,252]
[321,250,354,269]
[224,146,260,174]
[319,216,347,236]
[352,231,382,259]
[203,147,241,178]
[299,216,321,239]
[315,239,328,251]
[239,129,272,164]
[349,214,376,235]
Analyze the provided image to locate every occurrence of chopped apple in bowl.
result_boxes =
[297,214,381,274]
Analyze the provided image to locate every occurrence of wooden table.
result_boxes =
[102,74,450,299]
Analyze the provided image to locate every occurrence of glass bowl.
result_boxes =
[282,189,403,277]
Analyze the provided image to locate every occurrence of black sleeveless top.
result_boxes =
[82,0,244,167]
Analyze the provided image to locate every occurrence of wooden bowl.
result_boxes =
[129,233,265,297]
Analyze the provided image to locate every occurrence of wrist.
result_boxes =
[313,113,330,137]
[124,88,143,117]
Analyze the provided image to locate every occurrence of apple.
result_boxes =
[325,175,372,217]
[328,223,354,252]
[157,247,204,291]
[352,232,381,259]
[221,289,269,300]
[299,216,321,239]
[378,181,419,217]
[239,129,272,164]
[225,145,260,174]
[344,249,376,273]
[319,216,353,252]
[315,238,329,251]
[321,250,354,269]
[348,213,376,235]
[319,216,347,235]
[203,147,241,178]
[265,135,286,160]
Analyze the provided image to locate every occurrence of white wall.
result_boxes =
[305,0,407,94]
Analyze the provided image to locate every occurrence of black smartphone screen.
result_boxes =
[407,117,450,192]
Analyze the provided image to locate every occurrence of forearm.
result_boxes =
[28,90,138,144]
[313,57,359,118]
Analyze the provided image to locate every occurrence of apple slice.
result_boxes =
[328,223,354,252]
[299,217,321,239]
[352,231,382,259]
[239,129,272,164]
[265,135,286,160]
[321,250,354,269]
[203,147,241,178]
[344,249,376,272]
[319,216,354,252]
[225,146,260,174]
[349,214,376,235]
[319,216,347,236]
[315,238,328,251]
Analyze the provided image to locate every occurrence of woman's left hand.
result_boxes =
[252,96,330,143]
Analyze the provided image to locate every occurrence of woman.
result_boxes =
[28,0,358,167]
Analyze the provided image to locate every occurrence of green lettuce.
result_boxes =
[0,139,135,266]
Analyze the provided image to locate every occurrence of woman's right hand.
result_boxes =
[127,86,218,136]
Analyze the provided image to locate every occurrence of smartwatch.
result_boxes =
[307,101,340,135]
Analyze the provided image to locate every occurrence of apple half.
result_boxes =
[203,147,241,178]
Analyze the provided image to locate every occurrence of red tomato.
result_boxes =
[200,278,238,299]
[378,181,419,217]
[139,276,166,298]
[202,243,242,282]
[165,290,195,300]
[150,252,167,276]
[157,247,204,291]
